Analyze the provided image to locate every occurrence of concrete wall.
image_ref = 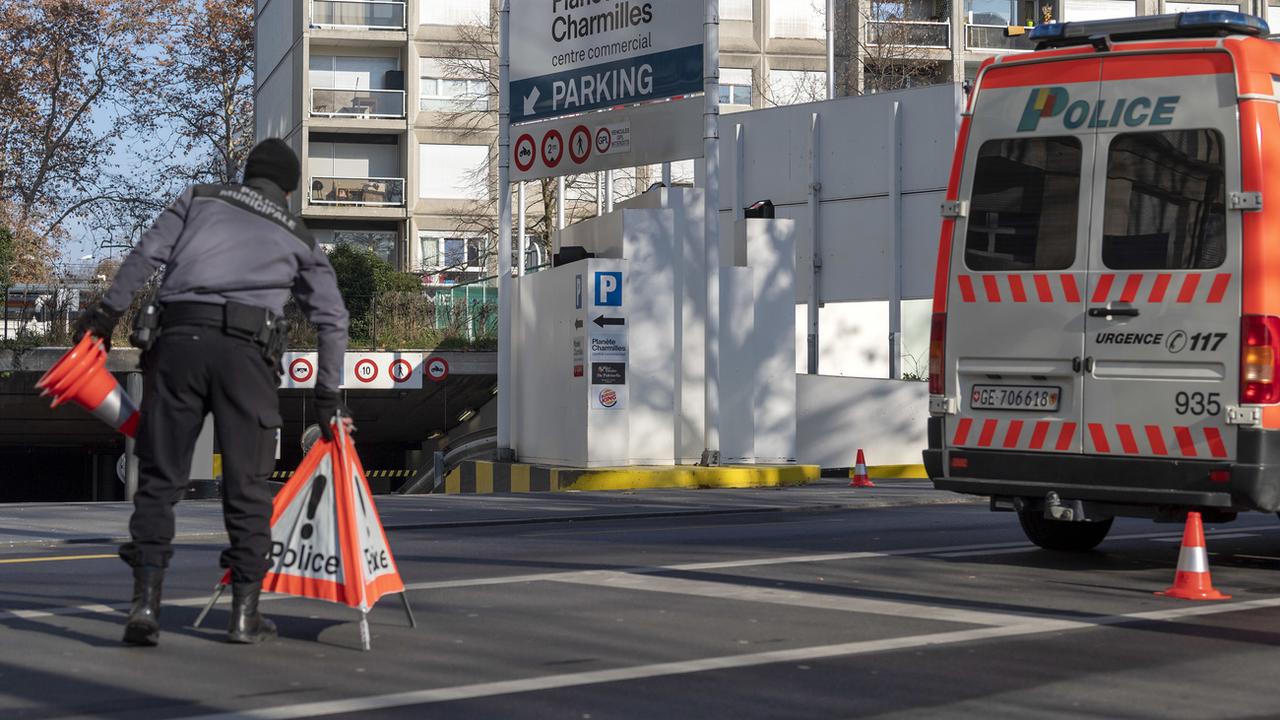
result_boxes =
[796,375,928,470]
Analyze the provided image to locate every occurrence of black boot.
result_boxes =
[123,566,164,646]
[227,581,277,644]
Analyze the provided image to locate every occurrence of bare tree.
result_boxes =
[0,0,176,279]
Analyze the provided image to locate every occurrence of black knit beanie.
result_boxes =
[243,138,301,192]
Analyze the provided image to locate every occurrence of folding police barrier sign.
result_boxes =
[194,422,414,651]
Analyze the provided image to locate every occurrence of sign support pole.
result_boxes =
[826,0,836,99]
[888,100,903,380]
[807,113,822,376]
[701,0,721,467]
[497,0,515,461]
[605,170,614,213]
[662,162,672,187]
[517,181,527,276]
[557,176,566,230]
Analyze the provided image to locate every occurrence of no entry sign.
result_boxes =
[281,353,426,389]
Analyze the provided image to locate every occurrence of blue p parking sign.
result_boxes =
[594,272,622,307]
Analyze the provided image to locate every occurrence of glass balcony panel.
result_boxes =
[310,88,406,118]
[312,0,406,30]
[867,20,951,48]
[965,24,1036,50]
[308,177,406,207]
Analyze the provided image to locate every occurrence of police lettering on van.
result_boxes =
[925,11,1280,552]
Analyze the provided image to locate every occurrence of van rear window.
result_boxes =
[964,137,1081,272]
[1102,130,1226,270]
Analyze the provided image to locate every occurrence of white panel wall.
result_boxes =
[720,83,962,303]
[796,375,929,469]
[256,0,294,89]
[794,300,934,378]
[419,144,489,199]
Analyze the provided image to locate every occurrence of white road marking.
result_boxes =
[1151,533,1258,543]
[4,525,1276,622]
[551,571,1033,626]
[173,597,1280,720]
[932,547,1040,558]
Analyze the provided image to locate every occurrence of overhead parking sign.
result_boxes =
[510,0,704,124]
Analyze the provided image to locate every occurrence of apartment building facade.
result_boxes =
[254,0,1280,280]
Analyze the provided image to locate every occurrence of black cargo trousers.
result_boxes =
[118,323,282,583]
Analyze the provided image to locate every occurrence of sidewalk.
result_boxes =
[0,478,975,549]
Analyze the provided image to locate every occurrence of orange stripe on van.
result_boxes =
[1206,274,1231,304]
[1145,425,1169,456]
[953,417,974,445]
[957,275,976,303]
[1089,423,1111,453]
[1148,274,1172,303]
[981,58,1101,89]
[977,419,998,447]
[1033,275,1052,303]
[1204,427,1227,459]
[1116,424,1139,455]
[1029,421,1050,450]
[1092,274,1115,304]
[1060,275,1081,303]
[982,275,1001,302]
[1177,274,1202,303]
[1003,420,1024,449]
[1008,275,1027,303]
[1100,52,1232,82]
[1119,275,1143,304]
[1055,422,1076,451]
[1174,426,1198,457]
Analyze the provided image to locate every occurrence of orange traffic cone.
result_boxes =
[35,335,140,438]
[1156,511,1230,601]
[849,449,875,488]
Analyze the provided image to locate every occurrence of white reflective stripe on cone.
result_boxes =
[94,386,138,430]
[1176,546,1210,574]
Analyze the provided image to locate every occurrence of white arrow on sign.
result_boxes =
[523,86,541,117]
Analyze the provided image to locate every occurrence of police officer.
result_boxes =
[73,139,351,646]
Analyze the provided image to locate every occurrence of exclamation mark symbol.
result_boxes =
[300,474,327,540]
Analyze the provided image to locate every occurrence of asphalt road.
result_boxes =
[4,482,1280,719]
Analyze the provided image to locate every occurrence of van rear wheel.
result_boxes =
[1017,511,1113,552]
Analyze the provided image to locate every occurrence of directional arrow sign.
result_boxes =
[593,315,626,329]
[522,86,541,117]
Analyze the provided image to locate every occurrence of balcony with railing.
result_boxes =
[310,88,406,119]
[311,0,406,30]
[965,24,1035,51]
[308,177,405,207]
[866,20,951,48]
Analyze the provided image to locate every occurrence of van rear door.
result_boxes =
[945,58,1101,455]
[1081,54,1241,462]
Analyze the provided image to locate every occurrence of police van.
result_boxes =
[925,11,1280,550]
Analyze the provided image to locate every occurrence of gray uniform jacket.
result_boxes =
[103,178,349,390]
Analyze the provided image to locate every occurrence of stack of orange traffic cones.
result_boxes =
[1156,511,1230,601]
[848,449,875,488]
[35,335,139,437]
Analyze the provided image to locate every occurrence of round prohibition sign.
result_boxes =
[426,356,449,383]
[353,358,379,384]
[595,127,612,154]
[389,358,414,383]
[541,129,564,169]
[514,133,536,173]
[569,125,592,165]
[288,357,314,384]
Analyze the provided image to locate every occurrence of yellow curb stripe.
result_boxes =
[867,464,927,479]
[564,465,818,492]
[511,464,531,493]
[476,461,494,494]
[0,554,117,565]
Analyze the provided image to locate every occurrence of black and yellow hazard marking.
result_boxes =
[271,469,413,480]
[0,553,117,565]
[443,461,818,495]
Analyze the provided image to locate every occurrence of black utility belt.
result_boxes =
[160,301,277,344]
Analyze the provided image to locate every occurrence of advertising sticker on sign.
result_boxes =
[510,0,704,123]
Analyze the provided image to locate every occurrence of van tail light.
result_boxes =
[1241,315,1280,404]
[929,313,947,395]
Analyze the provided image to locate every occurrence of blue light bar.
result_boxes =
[1027,10,1269,49]
[1178,10,1268,35]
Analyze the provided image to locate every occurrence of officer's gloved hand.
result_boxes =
[72,302,123,351]
[313,387,353,442]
